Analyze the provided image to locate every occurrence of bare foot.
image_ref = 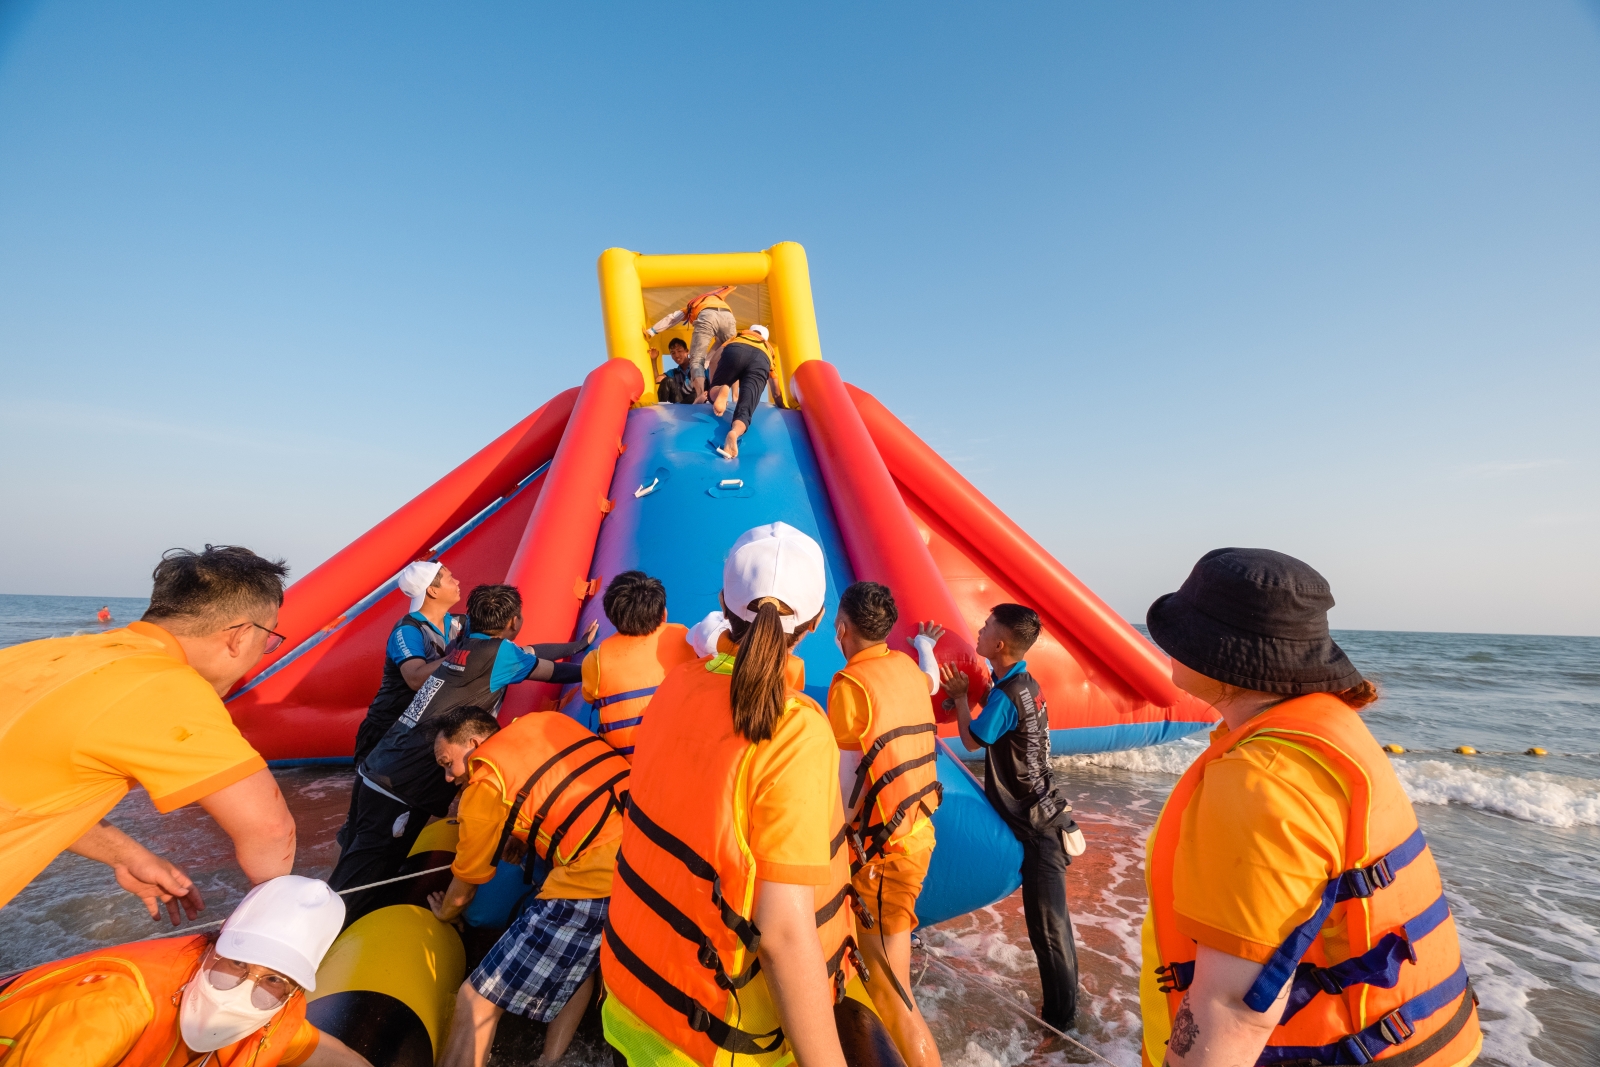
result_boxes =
[722,431,739,458]
[711,385,730,416]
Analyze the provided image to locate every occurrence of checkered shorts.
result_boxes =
[471,895,608,1022]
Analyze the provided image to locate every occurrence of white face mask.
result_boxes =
[179,967,283,1053]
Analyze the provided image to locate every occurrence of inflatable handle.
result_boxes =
[500,359,644,719]
[794,360,980,721]
[239,389,579,687]
[845,383,1186,709]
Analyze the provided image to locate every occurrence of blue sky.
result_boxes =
[1,2,1596,635]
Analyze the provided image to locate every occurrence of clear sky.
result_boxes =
[1,2,1596,636]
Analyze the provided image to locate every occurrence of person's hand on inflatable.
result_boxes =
[912,621,946,645]
[580,618,600,650]
[939,661,968,698]
[114,847,205,925]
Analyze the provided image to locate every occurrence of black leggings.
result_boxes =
[711,342,772,427]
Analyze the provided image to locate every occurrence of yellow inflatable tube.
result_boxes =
[307,819,466,1067]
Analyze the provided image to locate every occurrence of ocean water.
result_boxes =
[2,596,1596,1065]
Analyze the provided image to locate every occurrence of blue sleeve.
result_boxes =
[490,642,542,690]
[386,623,429,665]
[970,686,1018,746]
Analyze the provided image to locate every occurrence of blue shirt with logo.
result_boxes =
[970,660,1029,746]
[385,612,465,665]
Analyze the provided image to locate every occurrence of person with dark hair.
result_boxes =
[602,523,857,1067]
[645,285,738,402]
[1138,550,1478,1067]
[0,545,298,916]
[828,582,945,1067]
[329,583,597,918]
[578,570,697,759]
[708,324,774,458]
[428,707,629,1067]
[352,561,465,766]
[654,337,695,404]
[941,602,1084,1033]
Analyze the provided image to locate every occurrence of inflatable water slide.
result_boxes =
[223,245,1213,1061]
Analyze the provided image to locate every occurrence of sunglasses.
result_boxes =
[206,953,300,1009]
[223,621,286,655]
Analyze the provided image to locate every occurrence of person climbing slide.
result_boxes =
[709,325,774,458]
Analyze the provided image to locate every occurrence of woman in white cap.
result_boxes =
[600,522,859,1067]
[0,875,371,1065]
[707,324,776,458]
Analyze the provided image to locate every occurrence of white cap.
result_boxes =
[687,610,731,657]
[748,324,770,342]
[217,876,344,991]
[722,523,826,634]
[397,561,443,613]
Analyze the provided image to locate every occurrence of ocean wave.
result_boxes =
[1055,738,1207,776]
[1394,759,1600,828]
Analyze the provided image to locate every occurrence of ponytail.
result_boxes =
[728,599,789,743]
[1335,679,1380,711]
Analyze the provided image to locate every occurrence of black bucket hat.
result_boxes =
[1147,548,1363,695]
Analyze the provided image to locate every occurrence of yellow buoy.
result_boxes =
[1382,743,1405,754]
[1454,745,1477,755]
[1526,747,1547,757]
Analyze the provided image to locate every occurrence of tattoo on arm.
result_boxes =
[1170,993,1200,1057]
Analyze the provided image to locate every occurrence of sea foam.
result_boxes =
[1393,759,1600,828]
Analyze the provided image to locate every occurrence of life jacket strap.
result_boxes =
[615,851,761,991]
[1281,894,1453,1023]
[624,796,762,951]
[524,749,630,860]
[848,723,936,808]
[1259,968,1473,1066]
[603,918,784,1056]
[855,751,938,829]
[857,780,945,864]
[543,770,629,865]
[1245,828,1431,1012]
[495,736,610,864]
[595,686,658,709]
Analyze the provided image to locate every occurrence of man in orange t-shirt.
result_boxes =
[0,546,298,920]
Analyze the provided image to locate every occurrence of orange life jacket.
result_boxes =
[600,653,858,1065]
[833,648,941,863]
[0,935,309,1067]
[586,624,696,759]
[472,712,630,878]
[715,631,804,691]
[683,287,734,324]
[723,330,772,360]
[1141,694,1481,1067]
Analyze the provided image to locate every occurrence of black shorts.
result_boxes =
[711,343,772,427]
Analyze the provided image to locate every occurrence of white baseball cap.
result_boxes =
[216,876,345,991]
[687,610,731,657]
[397,561,443,613]
[748,324,770,342]
[722,523,826,634]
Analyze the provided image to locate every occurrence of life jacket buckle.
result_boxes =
[698,942,722,973]
[687,1002,713,1034]
[1311,967,1345,995]
[1154,962,1192,994]
[1340,1035,1376,1064]
[1349,856,1395,898]
[1378,1009,1414,1045]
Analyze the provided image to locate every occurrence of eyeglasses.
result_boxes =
[206,954,300,1009]
[224,621,286,654]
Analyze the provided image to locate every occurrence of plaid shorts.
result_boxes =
[471,895,608,1022]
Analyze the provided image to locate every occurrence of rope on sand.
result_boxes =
[126,864,455,944]
[912,940,1122,1067]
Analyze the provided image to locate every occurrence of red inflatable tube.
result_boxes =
[795,360,978,721]
[239,389,579,687]
[846,383,1186,709]
[499,359,644,720]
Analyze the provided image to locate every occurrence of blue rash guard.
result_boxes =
[970,660,1029,746]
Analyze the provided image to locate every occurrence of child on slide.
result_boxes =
[708,324,774,458]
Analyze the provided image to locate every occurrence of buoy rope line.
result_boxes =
[1380,746,1588,757]
[123,863,455,945]
[911,941,1120,1067]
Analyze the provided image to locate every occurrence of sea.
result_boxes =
[2,593,1596,1066]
